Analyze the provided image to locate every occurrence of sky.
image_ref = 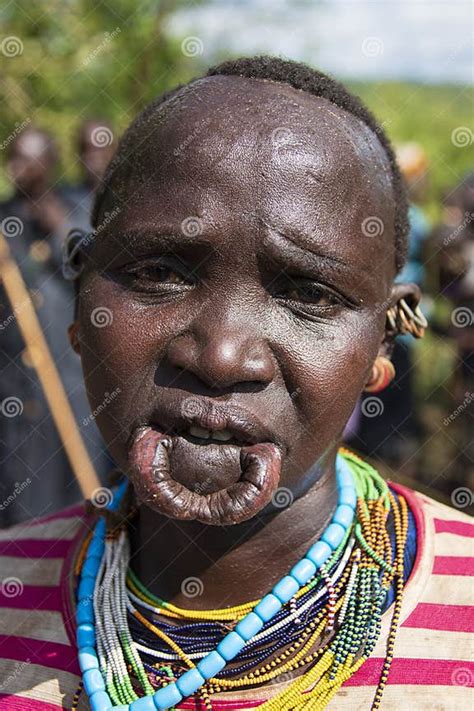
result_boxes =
[168,0,473,84]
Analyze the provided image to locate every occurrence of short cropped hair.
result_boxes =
[92,55,409,273]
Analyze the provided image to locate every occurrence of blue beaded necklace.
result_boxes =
[76,453,356,711]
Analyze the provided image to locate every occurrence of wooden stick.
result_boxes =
[0,231,100,498]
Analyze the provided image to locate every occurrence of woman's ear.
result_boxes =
[389,282,422,312]
[364,283,427,393]
[364,282,423,393]
[68,322,81,355]
[378,281,423,358]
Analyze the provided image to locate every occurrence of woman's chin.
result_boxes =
[127,426,283,525]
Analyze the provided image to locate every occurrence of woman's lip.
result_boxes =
[127,426,283,525]
[147,397,283,450]
[149,421,252,447]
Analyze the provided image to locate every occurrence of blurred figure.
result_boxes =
[435,173,474,389]
[0,126,110,526]
[78,119,116,190]
[3,127,72,265]
[60,119,116,232]
[395,143,431,285]
[346,144,430,474]
[433,174,474,491]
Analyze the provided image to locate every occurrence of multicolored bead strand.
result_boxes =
[74,450,408,710]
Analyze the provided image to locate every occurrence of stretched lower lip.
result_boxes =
[127,426,283,525]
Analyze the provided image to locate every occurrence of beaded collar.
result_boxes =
[73,449,408,711]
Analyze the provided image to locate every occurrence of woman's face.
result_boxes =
[76,76,400,524]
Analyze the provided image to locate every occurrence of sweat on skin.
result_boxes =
[69,74,419,608]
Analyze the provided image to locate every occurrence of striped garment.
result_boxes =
[0,482,472,710]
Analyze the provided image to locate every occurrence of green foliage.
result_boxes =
[350,81,473,220]
[0,0,205,194]
[0,3,472,213]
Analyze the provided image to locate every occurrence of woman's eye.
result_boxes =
[276,282,341,308]
[133,265,186,284]
[121,262,192,288]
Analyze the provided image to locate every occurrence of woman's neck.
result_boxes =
[128,454,338,610]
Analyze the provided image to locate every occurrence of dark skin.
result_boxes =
[70,76,419,609]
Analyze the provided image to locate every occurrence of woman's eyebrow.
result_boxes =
[261,223,352,276]
[110,226,215,252]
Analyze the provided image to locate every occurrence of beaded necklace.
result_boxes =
[74,449,408,710]
[126,539,353,666]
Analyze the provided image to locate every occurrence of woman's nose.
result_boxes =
[165,326,275,390]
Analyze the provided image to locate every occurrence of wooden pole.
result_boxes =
[0,231,100,498]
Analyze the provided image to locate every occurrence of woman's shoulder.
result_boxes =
[392,480,473,535]
[362,481,473,707]
[0,501,91,709]
[390,481,473,617]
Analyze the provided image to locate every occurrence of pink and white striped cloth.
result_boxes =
[0,483,472,710]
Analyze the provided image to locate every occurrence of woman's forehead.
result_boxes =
[149,75,391,177]
[108,76,394,254]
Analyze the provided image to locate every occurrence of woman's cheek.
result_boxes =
[296,315,381,436]
[78,279,154,443]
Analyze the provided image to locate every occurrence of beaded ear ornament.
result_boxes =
[386,298,428,339]
[62,228,95,281]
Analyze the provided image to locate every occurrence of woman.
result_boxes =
[0,56,472,710]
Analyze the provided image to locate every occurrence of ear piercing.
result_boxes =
[365,299,428,393]
[386,298,427,339]
[364,356,395,393]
